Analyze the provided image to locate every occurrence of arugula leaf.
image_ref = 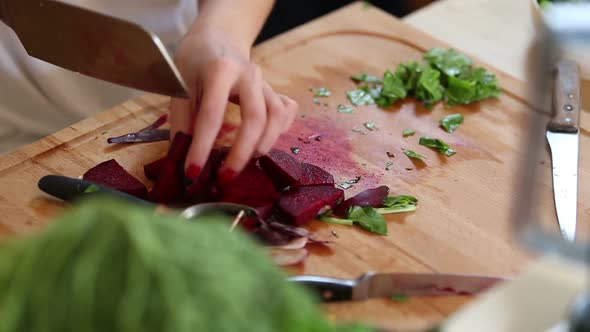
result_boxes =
[440,113,464,133]
[382,70,407,101]
[424,48,473,77]
[391,294,410,303]
[403,150,426,160]
[402,129,415,137]
[351,73,381,83]
[84,184,101,194]
[396,61,422,92]
[419,137,456,157]
[348,206,388,235]
[445,68,501,106]
[319,214,354,226]
[415,67,444,109]
[383,195,418,207]
[347,89,375,106]
[309,87,331,97]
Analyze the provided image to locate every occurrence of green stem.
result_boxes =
[318,216,354,226]
[375,206,417,215]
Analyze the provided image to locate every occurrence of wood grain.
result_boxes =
[0,3,587,331]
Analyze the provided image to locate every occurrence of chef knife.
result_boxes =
[546,59,581,241]
[289,272,506,302]
[0,0,188,98]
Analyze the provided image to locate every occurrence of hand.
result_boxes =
[169,26,298,181]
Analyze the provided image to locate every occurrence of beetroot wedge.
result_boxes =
[334,185,390,216]
[184,148,227,203]
[143,157,166,181]
[220,160,279,206]
[259,149,302,190]
[277,186,344,225]
[83,159,148,199]
[149,132,192,204]
[294,163,334,187]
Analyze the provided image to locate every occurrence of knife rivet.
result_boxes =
[564,104,574,111]
[568,94,575,99]
[322,290,334,300]
[566,117,572,122]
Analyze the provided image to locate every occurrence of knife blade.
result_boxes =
[288,272,506,302]
[0,0,188,98]
[546,59,581,241]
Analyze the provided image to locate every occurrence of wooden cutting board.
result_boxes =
[1,3,588,331]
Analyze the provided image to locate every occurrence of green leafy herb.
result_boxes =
[348,206,388,235]
[351,73,381,83]
[419,137,456,157]
[402,129,415,137]
[415,66,444,109]
[376,195,418,214]
[84,184,101,194]
[347,89,375,106]
[445,68,501,106]
[363,122,377,131]
[379,70,407,107]
[291,147,301,154]
[395,62,422,92]
[310,87,331,97]
[391,295,410,303]
[337,105,354,113]
[339,183,354,190]
[319,214,354,226]
[424,48,473,77]
[403,150,426,160]
[312,97,321,105]
[440,113,464,133]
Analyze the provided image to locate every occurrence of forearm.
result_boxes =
[192,0,275,53]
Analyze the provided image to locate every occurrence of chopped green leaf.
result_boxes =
[440,113,464,133]
[424,48,473,77]
[419,137,456,157]
[310,87,331,97]
[312,97,321,105]
[363,122,377,131]
[396,61,423,92]
[383,195,418,208]
[319,214,354,226]
[347,89,375,106]
[351,127,367,135]
[381,70,407,102]
[351,72,381,83]
[339,183,354,190]
[348,206,388,235]
[445,68,501,106]
[391,294,410,303]
[291,147,300,154]
[403,150,426,160]
[84,184,101,194]
[415,67,444,109]
[337,105,354,113]
[402,129,415,137]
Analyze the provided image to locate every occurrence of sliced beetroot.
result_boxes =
[333,185,390,216]
[83,159,148,199]
[149,132,192,204]
[276,186,344,226]
[259,149,303,190]
[184,149,227,203]
[219,160,279,204]
[294,163,334,187]
[143,157,166,181]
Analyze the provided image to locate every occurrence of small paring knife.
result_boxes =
[289,272,506,302]
[546,59,581,241]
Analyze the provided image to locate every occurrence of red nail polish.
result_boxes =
[218,169,238,186]
[186,164,202,181]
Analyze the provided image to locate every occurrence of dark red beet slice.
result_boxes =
[219,160,279,204]
[184,149,227,203]
[277,186,344,226]
[259,149,302,190]
[83,159,148,199]
[333,185,390,216]
[294,163,334,187]
[143,157,166,181]
[149,132,192,204]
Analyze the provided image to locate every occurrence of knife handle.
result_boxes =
[288,276,355,302]
[548,60,581,133]
[38,175,152,207]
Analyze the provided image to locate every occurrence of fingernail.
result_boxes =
[185,164,202,181]
[218,169,238,186]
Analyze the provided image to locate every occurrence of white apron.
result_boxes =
[0,0,197,154]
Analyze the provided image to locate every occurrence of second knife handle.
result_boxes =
[548,59,581,133]
[288,276,355,302]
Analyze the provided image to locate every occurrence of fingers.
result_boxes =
[256,85,298,154]
[221,65,267,175]
[184,63,234,179]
